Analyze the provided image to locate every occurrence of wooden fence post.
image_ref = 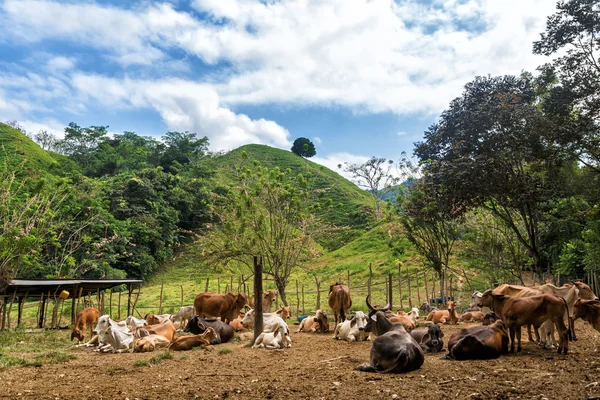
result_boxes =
[43,291,51,328]
[407,268,412,309]
[71,285,79,326]
[432,273,437,305]
[388,273,393,307]
[423,271,429,306]
[117,291,122,320]
[347,270,351,289]
[296,280,300,317]
[127,284,133,317]
[314,275,321,310]
[416,270,421,306]
[398,264,403,309]
[302,284,305,315]
[180,285,184,308]
[253,256,263,342]
[205,278,209,292]
[109,290,113,319]
[17,296,24,328]
[368,263,373,299]
[158,280,164,314]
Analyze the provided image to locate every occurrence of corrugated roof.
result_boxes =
[2,279,143,297]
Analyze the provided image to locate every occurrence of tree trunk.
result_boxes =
[274,276,288,306]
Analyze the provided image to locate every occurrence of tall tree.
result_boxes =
[291,137,316,158]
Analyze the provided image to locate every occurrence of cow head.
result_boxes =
[93,315,111,335]
[275,306,291,320]
[240,308,254,328]
[482,312,498,326]
[425,323,443,348]
[477,289,496,308]
[573,281,598,300]
[144,313,160,325]
[234,293,248,309]
[409,307,420,320]
[71,329,84,342]
[202,327,218,344]
[184,315,207,334]
[574,298,600,321]
[350,311,368,331]
[134,337,154,353]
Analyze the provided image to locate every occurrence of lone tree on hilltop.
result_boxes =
[291,138,316,158]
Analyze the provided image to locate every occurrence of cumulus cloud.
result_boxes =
[311,152,370,181]
[313,136,322,145]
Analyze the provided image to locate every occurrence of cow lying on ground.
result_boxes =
[410,323,444,353]
[275,306,292,320]
[426,301,459,324]
[253,321,292,349]
[171,306,194,328]
[93,315,134,353]
[446,319,509,360]
[144,313,172,325]
[169,327,218,351]
[229,313,247,332]
[357,297,424,374]
[459,311,484,323]
[388,311,416,331]
[71,308,99,344]
[298,309,329,333]
[184,316,234,344]
[194,292,247,323]
[574,298,600,332]
[328,283,351,327]
[134,334,171,353]
[136,320,177,342]
[483,312,498,326]
[240,309,288,333]
[420,302,433,314]
[125,315,147,331]
[478,289,570,354]
[249,290,278,313]
[332,311,370,342]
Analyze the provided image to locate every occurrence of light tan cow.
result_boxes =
[426,301,459,324]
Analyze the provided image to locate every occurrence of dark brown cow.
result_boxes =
[249,290,278,313]
[328,282,351,327]
[71,308,100,343]
[478,289,570,354]
[573,299,600,332]
[410,324,444,353]
[193,292,247,323]
[482,312,498,326]
[446,319,509,360]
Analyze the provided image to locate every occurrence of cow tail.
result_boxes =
[376,350,408,374]
[559,296,571,338]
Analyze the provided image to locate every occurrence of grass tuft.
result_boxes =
[218,347,232,355]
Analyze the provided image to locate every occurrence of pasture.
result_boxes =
[1,321,600,399]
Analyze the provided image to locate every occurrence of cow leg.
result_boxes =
[347,334,356,342]
[569,317,576,341]
[533,326,541,344]
[527,324,534,342]
[509,327,516,353]
[516,327,522,352]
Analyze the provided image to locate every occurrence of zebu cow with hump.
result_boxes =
[328,282,351,327]
[446,319,509,360]
[193,292,247,323]
[249,290,278,313]
[357,297,424,374]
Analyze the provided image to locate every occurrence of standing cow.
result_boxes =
[71,307,100,344]
[193,292,247,323]
[328,282,351,327]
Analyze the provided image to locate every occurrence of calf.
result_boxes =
[172,306,194,328]
[478,289,569,354]
[410,323,444,353]
[71,308,99,343]
[169,327,218,351]
[426,301,459,324]
[134,334,171,353]
[253,322,292,349]
[459,311,484,323]
[332,311,370,342]
[229,313,247,332]
[144,313,172,325]
[93,315,134,353]
[389,311,416,331]
[249,290,278,313]
[446,319,509,360]
[298,309,329,333]
[275,306,292,320]
[574,298,600,332]
[184,316,234,344]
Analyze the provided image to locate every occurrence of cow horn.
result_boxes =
[382,303,391,312]
[365,295,374,311]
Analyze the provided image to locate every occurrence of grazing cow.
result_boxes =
[253,321,292,349]
[446,319,509,360]
[92,315,134,353]
[125,315,147,331]
[298,309,329,333]
[184,316,234,344]
[241,308,288,333]
[193,292,247,323]
[229,313,247,332]
[410,324,444,353]
[389,311,416,331]
[358,298,424,373]
[249,290,278,313]
[71,308,99,343]
[478,289,570,354]
[136,320,177,342]
[459,311,485,323]
[328,283,352,327]
[134,334,171,353]
[483,312,498,326]
[144,313,172,325]
[169,328,218,351]
[274,306,292,320]
[574,299,600,332]
[332,311,370,342]
[171,306,194,328]
[426,301,459,324]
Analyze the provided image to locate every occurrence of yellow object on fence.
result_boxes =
[59,290,70,300]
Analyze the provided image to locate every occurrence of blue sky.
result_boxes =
[0,0,558,175]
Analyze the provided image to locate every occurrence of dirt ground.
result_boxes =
[1,320,600,400]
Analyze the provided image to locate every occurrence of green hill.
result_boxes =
[208,144,377,250]
[0,122,60,175]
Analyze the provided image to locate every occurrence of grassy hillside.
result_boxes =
[0,122,60,176]
[208,144,377,250]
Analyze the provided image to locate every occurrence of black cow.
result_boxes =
[356,297,424,374]
[183,316,234,344]
[446,319,509,360]
[410,323,444,353]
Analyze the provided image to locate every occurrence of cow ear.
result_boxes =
[494,294,505,300]
[350,318,357,328]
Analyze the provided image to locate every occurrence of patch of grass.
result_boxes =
[0,354,29,368]
[244,342,254,348]
[34,351,74,364]
[133,359,150,368]
[218,347,232,355]
[179,354,189,360]
[149,351,173,365]
[230,335,240,343]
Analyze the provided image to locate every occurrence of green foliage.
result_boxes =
[291,137,316,158]
[218,347,233,355]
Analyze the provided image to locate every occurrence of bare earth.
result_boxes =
[2,321,600,400]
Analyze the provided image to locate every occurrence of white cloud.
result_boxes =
[46,56,75,72]
[397,131,408,136]
[313,136,322,145]
[311,152,370,181]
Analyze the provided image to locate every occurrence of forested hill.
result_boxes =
[0,122,376,282]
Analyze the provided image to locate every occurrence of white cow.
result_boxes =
[253,321,292,349]
[125,315,147,331]
[408,307,420,320]
[93,315,134,353]
[332,311,370,342]
[470,291,491,314]
[241,309,287,332]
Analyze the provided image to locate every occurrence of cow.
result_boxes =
[253,321,292,349]
[459,311,485,323]
[184,316,234,344]
[229,313,247,332]
[249,290,278,313]
[446,319,509,360]
[125,315,147,331]
[144,313,172,325]
[71,308,99,343]
[574,298,600,332]
[133,334,171,353]
[240,308,288,333]
[477,289,570,354]
[332,311,370,342]
[426,301,459,324]
[136,320,177,342]
[298,309,329,333]
[328,283,352,327]
[169,327,218,351]
[389,311,416,331]
[483,312,498,326]
[193,292,247,323]
[408,307,420,321]
[171,306,195,328]
[274,306,292,320]
[92,315,134,353]
[470,291,491,314]
[420,302,433,314]
[410,324,444,353]
[491,284,542,341]
[357,297,424,373]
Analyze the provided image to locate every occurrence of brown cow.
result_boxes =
[459,311,485,323]
[136,320,177,342]
[573,299,600,332]
[298,309,329,333]
[229,313,247,332]
[390,311,416,331]
[274,306,291,320]
[426,301,459,324]
[144,313,172,325]
[328,282,351,327]
[193,292,248,323]
[133,334,171,353]
[169,327,218,351]
[446,319,509,360]
[482,312,498,326]
[492,284,542,341]
[71,308,100,343]
[478,290,569,354]
[249,290,278,313]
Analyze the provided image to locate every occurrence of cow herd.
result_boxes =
[68,280,600,375]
